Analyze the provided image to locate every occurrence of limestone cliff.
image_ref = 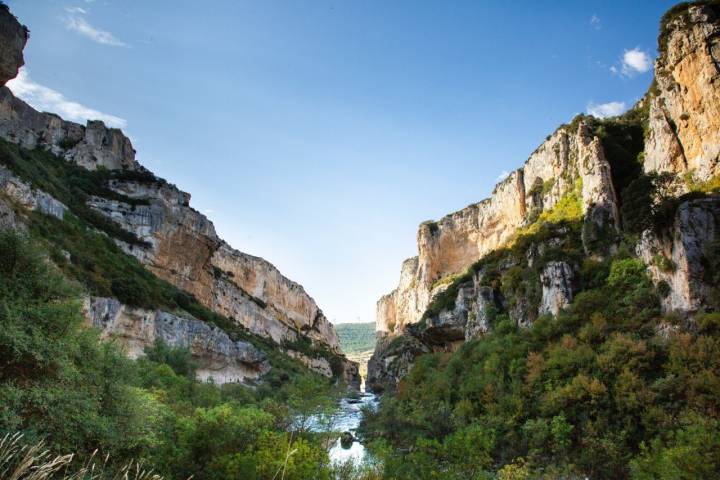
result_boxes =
[86,180,341,353]
[644,2,720,181]
[0,88,137,171]
[0,5,357,385]
[375,122,618,339]
[637,197,720,313]
[369,1,720,393]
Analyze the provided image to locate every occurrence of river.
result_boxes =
[326,390,377,464]
[304,387,377,465]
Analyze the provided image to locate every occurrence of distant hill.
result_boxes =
[335,322,376,356]
[335,322,375,381]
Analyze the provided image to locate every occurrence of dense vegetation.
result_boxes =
[336,322,376,356]
[0,229,360,479]
[362,226,720,478]
[360,109,720,479]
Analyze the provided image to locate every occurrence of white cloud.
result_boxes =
[65,6,87,14]
[495,170,510,182]
[620,48,652,76]
[7,69,127,128]
[65,13,126,47]
[591,14,601,30]
[587,101,626,119]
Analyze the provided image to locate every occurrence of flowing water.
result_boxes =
[304,388,378,465]
[326,391,377,465]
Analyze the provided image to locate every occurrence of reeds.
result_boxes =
[0,433,164,480]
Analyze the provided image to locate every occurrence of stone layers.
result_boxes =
[85,180,341,354]
[0,88,137,171]
[85,297,271,383]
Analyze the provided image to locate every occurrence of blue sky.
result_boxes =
[7,0,675,324]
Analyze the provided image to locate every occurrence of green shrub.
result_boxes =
[652,254,676,273]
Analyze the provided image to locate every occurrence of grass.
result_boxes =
[0,139,151,247]
[0,433,163,480]
[686,172,720,194]
[515,178,583,239]
[430,271,468,291]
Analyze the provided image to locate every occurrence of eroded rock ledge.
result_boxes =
[85,297,271,383]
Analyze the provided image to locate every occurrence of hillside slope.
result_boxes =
[336,322,375,380]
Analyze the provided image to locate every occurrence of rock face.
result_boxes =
[419,280,504,348]
[0,7,355,381]
[374,123,618,342]
[0,166,67,221]
[369,122,619,392]
[366,334,430,394]
[644,3,720,181]
[85,297,270,383]
[0,6,27,86]
[0,88,137,170]
[539,261,574,316]
[86,181,341,353]
[637,197,720,313]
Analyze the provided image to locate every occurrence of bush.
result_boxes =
[144,339,197,379]
[0,230,142,455]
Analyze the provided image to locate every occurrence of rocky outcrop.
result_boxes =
[637,196,720,313]
[366,333,430,394]
[0,5,27,87]
[466,286,500,339]
[539,261,574,316]
[0,166,67,220]
[284,349,333,378]
[0,88,137,170]
[422,282,475,346]
[342,360,361,390]
[85,297,270,383]
[644,3,720,181]
[85,181,341,353]
[420,281,505,347]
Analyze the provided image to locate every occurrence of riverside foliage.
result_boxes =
[0,230,353,480]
